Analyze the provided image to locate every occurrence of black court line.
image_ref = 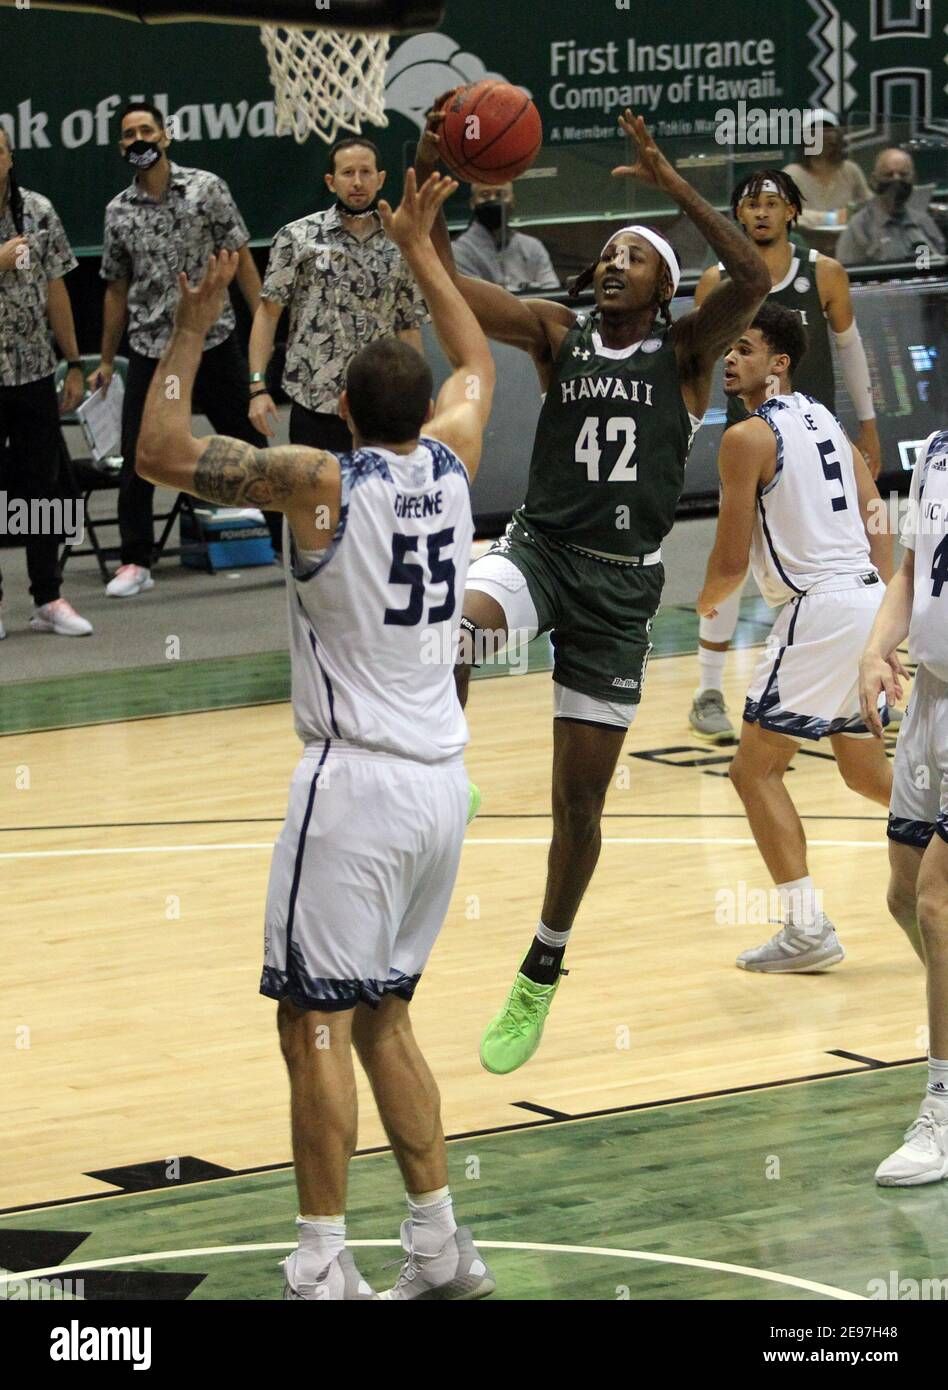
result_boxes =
[0,812,890,833]
[0,1053,926,1219]
[826,1049,888,1069]
[511,1101,573,1120]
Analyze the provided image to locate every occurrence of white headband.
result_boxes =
[602,224,681,297]
[738,177,782,201]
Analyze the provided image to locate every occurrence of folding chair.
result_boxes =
[56,354,210,580]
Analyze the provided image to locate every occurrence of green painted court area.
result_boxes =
[1,1066,941,1302]
[0,597,773,736]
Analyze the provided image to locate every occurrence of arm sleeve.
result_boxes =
[393,256,430,331]
[42,201,78,280]
[259,225,297,306]
[208,176,250,251]
[832,320,876,420]
[99,210,132,282]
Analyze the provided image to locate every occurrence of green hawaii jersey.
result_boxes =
[517,314,696,558]
[726,247,834,427]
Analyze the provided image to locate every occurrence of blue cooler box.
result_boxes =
[181,506,275,571]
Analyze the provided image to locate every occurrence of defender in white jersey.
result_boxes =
[133,170,499,1299]
[860,429,948,1185]
[698,304,892,973]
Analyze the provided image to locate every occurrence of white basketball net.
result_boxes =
[259,26,392,145]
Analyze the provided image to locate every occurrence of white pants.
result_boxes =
[260,741,469,1010]
[888,663,948,848]
[744,577,886,740]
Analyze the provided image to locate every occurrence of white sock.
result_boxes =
[294,1215,346,1282]
[927,1056,948,1112]
[536,920,571,949]
[778,876,821,932]
[407,1186,456,1257]
[696,646,727,696]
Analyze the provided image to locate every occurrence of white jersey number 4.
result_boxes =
[576,416,638,482]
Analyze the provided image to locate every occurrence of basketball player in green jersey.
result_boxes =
[688,170,883,743]
[415,107,769,1073]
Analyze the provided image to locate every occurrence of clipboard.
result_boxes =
[76,376,125,462]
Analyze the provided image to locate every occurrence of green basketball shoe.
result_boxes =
[479,971,563,1074]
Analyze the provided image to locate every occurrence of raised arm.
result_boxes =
[611,113,769,412]
[413,91,573,377]
[135,252,336,550]
[379,169,496,477]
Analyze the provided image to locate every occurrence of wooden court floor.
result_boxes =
[1,636,926,1229]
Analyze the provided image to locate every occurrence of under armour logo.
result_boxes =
[573,348,591,360]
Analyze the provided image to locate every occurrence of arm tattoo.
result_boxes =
[192,437,326,509]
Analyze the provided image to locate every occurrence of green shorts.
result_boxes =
[466,516,665,707]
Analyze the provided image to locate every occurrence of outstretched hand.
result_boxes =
[379,168,459,252]
[417,87,462,167]
[174,250,240,335]
[612,110,675,188]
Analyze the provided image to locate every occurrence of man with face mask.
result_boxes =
[452,183,560,293]
[838,149,945,266]
[89,102,273,597]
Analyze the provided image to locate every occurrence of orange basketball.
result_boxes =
[439,80,543,185]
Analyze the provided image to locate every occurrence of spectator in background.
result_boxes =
[784,111,870,231]
[0,126,92,637]
[452,183,560,292]
[248,138,429,459]
[838,149,946,266]
[89,102,276,598]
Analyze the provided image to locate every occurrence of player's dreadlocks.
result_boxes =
[567,233,678,330]
[730,170,804,226]
[0,129,24,234]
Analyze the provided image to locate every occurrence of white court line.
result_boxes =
[0,836,885,861]
[0,1240,865,1300]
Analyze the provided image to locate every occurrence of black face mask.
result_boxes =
[123,139,162,172]
[334,194,380,218]
[473,201,507,235]
[875,177,913,208]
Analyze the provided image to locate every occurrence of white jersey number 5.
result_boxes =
[576,416,638,483]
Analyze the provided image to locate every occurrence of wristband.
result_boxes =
[249,386,269,398]
[249,371,267,384]
[66,360,82,370]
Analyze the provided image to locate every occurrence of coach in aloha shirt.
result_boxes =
[0,126,92,637]
[250,138,429,457]
[100,163,248,358]
[90,101,277,598]
[263,205,429,410]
